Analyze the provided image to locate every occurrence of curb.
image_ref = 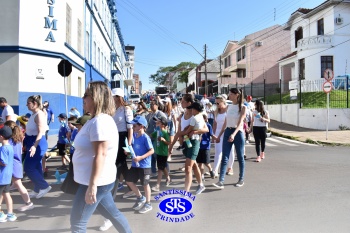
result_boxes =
[269,130,350,147]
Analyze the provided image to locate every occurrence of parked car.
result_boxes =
[128,94,141,103]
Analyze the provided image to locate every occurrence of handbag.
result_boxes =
[60,161,79,195]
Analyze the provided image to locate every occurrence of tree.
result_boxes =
[178,70,189,93]
[148,62,197,86]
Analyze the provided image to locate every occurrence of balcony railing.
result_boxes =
[297,35,333,51]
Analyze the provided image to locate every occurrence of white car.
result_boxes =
[128,94,141,103]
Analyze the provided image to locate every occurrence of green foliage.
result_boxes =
[148,62,197,85]
[264,90,350,108]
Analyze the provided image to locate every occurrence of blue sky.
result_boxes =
[116,0,325,91]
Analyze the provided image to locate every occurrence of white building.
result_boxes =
[0,0,130,134]
[279,0,350,82]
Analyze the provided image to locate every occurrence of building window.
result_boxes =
[317,18,324,35]
[224,55,231,68]
[237,69,246,78]
[321,56,333,78]
[98,47,100,70]
[236,47,245,62]
[78,77,82,96]
[299,58,305,80]
[93,42,96,66]
[295,27,303,48]
[77,19,82,54]
[66,4,72,45]
[85,31,90,62]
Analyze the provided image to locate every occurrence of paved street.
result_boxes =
[0,136,349,233]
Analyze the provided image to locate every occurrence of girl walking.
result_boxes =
[213,88,247,189]
[250,100,270,162]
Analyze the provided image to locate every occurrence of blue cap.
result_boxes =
[25,113,31,118]
[58,113,67,119]
[128,115,148,128]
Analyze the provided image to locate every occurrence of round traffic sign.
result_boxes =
[323,68,334,81]
[323,81,332,93]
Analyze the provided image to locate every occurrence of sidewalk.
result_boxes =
[269,120,350,146]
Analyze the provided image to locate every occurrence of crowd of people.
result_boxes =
[0,84,270,232]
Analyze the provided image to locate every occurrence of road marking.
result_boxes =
[268,137,298,146]
[276,136,318,146]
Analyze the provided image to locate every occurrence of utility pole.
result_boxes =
[219,55,222,94]
[204,44,208,96]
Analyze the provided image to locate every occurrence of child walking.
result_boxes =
[0,126,16,222]
[57,113,70,169]
[5,121,34,211]
[196,113,217,182]
[125,116,154,214]
[150,116,171,192]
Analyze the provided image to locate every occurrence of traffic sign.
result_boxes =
[323,81,332,93]
[58,59,72,77]
[323,68,334,81]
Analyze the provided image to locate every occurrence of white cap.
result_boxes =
[222,94,228,100]
[111,88,124,97]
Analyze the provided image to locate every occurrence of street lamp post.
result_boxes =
[181,41,208,95]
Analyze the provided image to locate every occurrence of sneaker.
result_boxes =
[36,186,52,199]
[132,196,146,211]
[17,202,34,212]
[151,185,160,192]
[212,182,224,189]
[195,185,206,195]
[235,180,244,187]
[204,171,210,176]
[139,203,152,214]
[165,178,172,187]
[261,152,265,159]
[176,145,184,151]
[29,190,38,199]
[45,154,52,161]
[167,156,172,162]
[0,211,7,222]
[117,183,124,190]
[7,213,17,222]
[210,171,215,179]
[256,156,261,162]
[245,140,249,144]
[99,219,113,231]
[123,191,136,199]
[226,169,234,176]
[151,172,158,178]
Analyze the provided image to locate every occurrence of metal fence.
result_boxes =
[217,77,350,109]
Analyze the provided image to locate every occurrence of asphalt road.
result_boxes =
[1,137,350,233]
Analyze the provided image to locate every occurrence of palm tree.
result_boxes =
[178,70,189,93]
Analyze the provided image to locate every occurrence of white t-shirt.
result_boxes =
[190,113,204,140]
[1,105,16,122]
[226,104,246,132]
[252,110,269,127]
[73,114,118,186]
[113,106,133,132]
[201,98,209,106]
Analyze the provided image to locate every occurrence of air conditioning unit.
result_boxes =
[255,41,263,46]
[335,17,343,25]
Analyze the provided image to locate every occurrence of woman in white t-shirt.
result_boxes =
[213,88,247,189]
[250,100,270,162]
[70,81,131,233]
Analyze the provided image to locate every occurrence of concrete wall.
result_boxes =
[266,104,350,130]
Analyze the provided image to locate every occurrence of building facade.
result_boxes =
[0,0,130,134]
[279,0,350,82]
